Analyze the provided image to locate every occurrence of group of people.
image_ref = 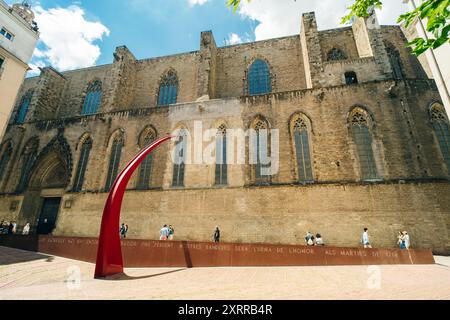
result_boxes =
[159,224,175,240]
[159,225,221,242]
[302,228,412,250]
[305,232,324,246]
[397,230,410,250]
[1,219,411,250]
[361,228,410,250]
[0,221,30,235]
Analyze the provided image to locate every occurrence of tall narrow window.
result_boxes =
[215,124,227,185]
[0,143,13,182]
[105,134,124,191]
[0,56,5,70]
[351,109,378,180]
[430,103,450,171]
[345,72,358,85]
[137,129,156,190]
[172,130,187,187]
[16,91,32,124]
[385,42,404,79]
[72,137,92,192]
[252,119,271,184]
[17,140,38,192]
[248,59,271,95]
[293,118,313,182]
[81,80,102,115]
[158,70,178,106]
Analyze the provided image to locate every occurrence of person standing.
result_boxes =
[22,223,30,235]
[305,231,314,246]
[168,225,174,240]
[160,224,169,240]
[403,231,410,250]
[397,231,404,249]
[361,227,372,248]
[7,222,14,235]
[315,233,324,246]
[213,226,220,242]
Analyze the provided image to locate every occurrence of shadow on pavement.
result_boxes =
[0,245,54,266]
[102,268,188,281]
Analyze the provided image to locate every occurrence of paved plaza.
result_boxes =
[0,246,450,300]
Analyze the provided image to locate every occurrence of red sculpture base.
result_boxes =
[94,135,173,278]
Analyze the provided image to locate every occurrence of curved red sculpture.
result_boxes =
[94,135,174,278]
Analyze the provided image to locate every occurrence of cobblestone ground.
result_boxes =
[0,246,449,300]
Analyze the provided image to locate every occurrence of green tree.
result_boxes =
[227,0,450,55]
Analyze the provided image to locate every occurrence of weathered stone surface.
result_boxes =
[0,12,448,253]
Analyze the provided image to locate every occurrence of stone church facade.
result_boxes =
[0,12,449,253]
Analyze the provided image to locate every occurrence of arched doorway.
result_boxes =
[19,134,72,235]
[30,153,69,234]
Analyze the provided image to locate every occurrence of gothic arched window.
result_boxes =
[292,117,313,183]
[327,48,347,61]
[251,118,271,184]
[350,108,378,180]
[72,137,92,192]
[137,128,156,190]
[158,70,178,106]
[345,71,358,84]
[81,80,102,115]
[16,91,33,124]
[385,42,404,79]
[105,133,124,191]
[17,139,38,192]
[430,102,450,171]
[172,130,187,187]
[248,59,271,96]
[215,124,227,186]
[0,142,13,182]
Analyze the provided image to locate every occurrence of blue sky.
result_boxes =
[35,0,258,64]
[5,0,409,74]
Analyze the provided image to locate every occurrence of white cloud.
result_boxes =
[32,5,110,71]
[238,0,409,41]
[225,33,243,45]
[188,0,209,6]
[223,32,252,45]
[28,60,46,76]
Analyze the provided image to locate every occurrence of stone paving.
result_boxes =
[0,246,450,300]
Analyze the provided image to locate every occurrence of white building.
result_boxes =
[402,0,450,116]
[0,1,39,138]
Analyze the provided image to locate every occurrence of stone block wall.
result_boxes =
[1,11,448,254]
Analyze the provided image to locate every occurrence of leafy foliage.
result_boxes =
[227,0,244,12]
[226,0,450,56]
[398,0,450,55]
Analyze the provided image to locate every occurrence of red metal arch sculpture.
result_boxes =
[94,135,173,278]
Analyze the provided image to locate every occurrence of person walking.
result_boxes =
[22,223,30,235]
[168,225,174,240]
[160,224,169,240]
[119,223,128,239]
[361,227,372,248]
[213,226,220,242]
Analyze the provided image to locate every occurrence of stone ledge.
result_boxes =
[0,235,435,268]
